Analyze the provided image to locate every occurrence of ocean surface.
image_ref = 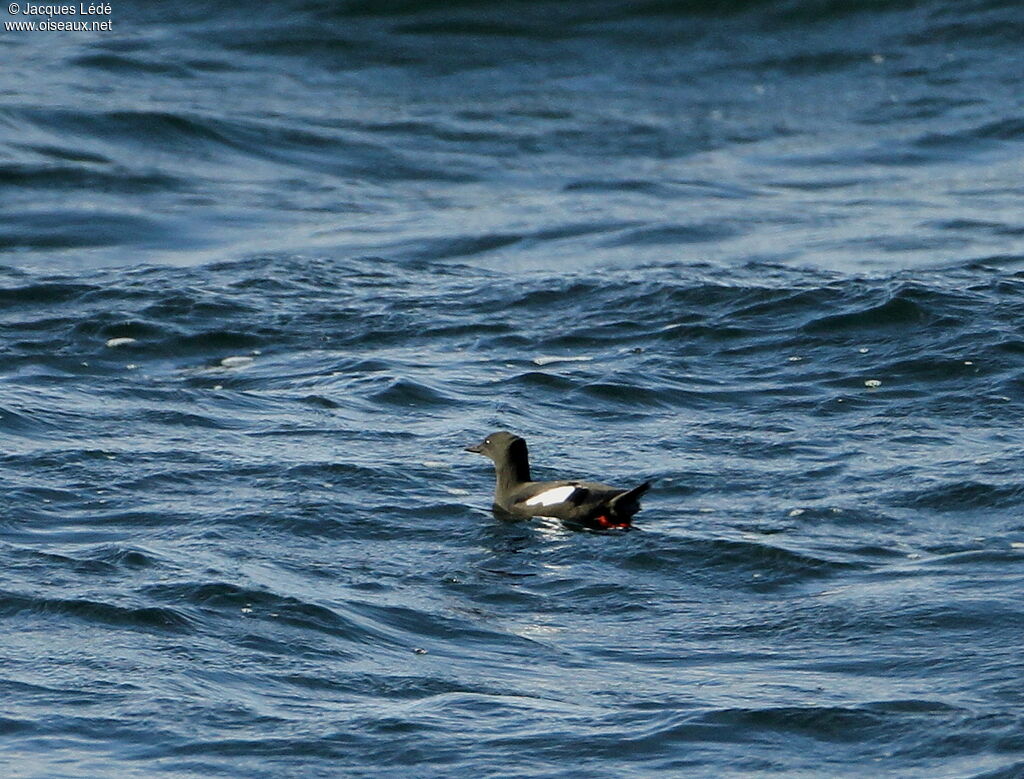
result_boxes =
[3,1,1024,776]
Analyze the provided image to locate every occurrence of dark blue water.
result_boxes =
[4,1,1024,776]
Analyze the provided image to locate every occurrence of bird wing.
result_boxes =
[523,484,588,507]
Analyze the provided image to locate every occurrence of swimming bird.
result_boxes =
[465,431,650,530]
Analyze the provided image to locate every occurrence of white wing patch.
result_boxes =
[525,485,578,507]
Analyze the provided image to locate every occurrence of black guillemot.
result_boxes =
[466,431,650,530]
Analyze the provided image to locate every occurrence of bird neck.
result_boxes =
[495,439,531,493]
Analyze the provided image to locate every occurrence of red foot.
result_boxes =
[594,515,630,530]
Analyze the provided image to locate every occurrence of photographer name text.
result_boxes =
[5,3,113,31]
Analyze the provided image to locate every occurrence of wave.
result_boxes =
[0,591,192,633]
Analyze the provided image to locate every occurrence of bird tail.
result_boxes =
[608,481,651,519]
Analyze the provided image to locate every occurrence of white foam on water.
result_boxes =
[221,355,254,368]
[533,355,593,366]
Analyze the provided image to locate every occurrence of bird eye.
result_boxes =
[485,438,491,445]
